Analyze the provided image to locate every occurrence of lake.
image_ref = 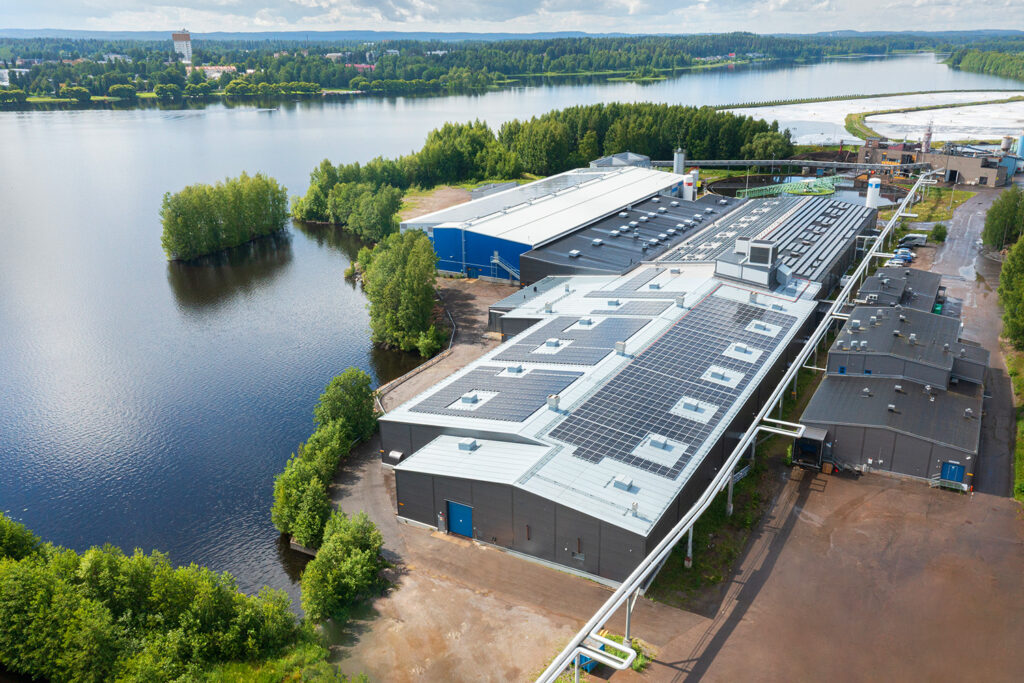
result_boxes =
[0,53,1018,603]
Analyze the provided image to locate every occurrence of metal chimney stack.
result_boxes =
[673,148,686,175]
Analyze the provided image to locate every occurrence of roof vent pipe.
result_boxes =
[615,341,627,356]
[965,408,974,419]
[895,384,904,393]
[887,404,897,413]
[908,333,918,344]
[547,394,560,410]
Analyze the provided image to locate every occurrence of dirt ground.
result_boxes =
[399,186,471,222]
[640,471,1024,682]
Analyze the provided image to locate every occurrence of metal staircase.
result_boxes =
[490,253,520,281]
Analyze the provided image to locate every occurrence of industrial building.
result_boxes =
[860,137,1020,186]
[382,191,876,581]
[796,268,988,489]
[400,167,690,282]
[589,151,652,169]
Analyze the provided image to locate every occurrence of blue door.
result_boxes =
[941,462,965,483]
[446,501,473,538]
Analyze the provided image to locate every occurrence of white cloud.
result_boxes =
[3,0,1023,34]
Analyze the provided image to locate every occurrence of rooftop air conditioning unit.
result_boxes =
[612,474,633,491]
[639,216,649,222]
[894,384,904,393]
[667,228,677,235]
[650,238,660,245]
[578,318,593,326]
[650,436,669,450]
[965,408,974,419]
[619,211,629,217]
[658,207,668,213]
[615,341,627,355]
[610,230,620,237]
[908,333,918,344]
[607,299,620,307]
[461,392,479,404]
[545,338,560,347]
[592,238,603,246]
[659,233,668,240]
[719,199,728,205]
[651,197,660,203]
[671,201,679,207]
[887,404,897,413]
[568,249,581,258]
[458,438,479,451]
[547,394,560,410]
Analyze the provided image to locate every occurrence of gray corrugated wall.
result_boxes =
[554,505,602,576]
[599,523,645,581]
[512,488,557,562]
[471,480,514,546]
[395,470,435,525]
[861,428,896,470]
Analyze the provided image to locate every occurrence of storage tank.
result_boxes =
[690,169,699,196]
[682,175,695,202]
[1001,136,1013,153]
[866,177,881,209]
[1018,132,1024,156]
[673,148,687,174]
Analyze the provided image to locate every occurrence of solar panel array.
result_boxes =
[591,300,673,316]
[548,291,796,478]
[411,365,582,421]
[494,316,650,366]
[661,198,800,263]
[584,269,662,298]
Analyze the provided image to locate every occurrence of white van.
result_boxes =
[898,233,928,247]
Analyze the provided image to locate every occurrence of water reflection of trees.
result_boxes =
[166,231,293,309]
[291,220,365,261]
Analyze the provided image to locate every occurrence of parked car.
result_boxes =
[894,248,916,260]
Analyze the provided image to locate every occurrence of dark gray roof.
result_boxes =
[663,195,875,284]
[860,267,943,312]
[834,305,963,369]
[801,376,983,453]
[520,195,743,277]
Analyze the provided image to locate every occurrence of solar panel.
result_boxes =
[590,301,673,316]
[548,292,796,478]
[494,316,649,366]
[411,365,582,421]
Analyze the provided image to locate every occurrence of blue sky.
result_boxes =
[3,0,1022,34]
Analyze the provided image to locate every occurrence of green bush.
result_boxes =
[931,223,947,243]
[0,514,300,682]
[0,88,28,105]
[0,515,40,561]
[59,85,92,103]
[154,83,182,101]
[314,368,377,439]
[107,83,137,99]
[363,230,440,355]
[300,512,384,623]
[160,171,288,260]
[292,477,331,549]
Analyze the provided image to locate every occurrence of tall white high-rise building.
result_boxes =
[172,30,192,64]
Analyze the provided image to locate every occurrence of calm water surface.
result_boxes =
[0,53,1018,602]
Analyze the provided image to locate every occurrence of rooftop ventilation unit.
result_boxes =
[547,394,560,410]
[965,408,974,419]
[924,384,933,394]
[671,201,679,207]
[908,333,918,344]
[894,384,904,393]
[545,338,560,347]
[710,370,730,382]
[568,249,581,258]
[862,387,872,397]
[669,267,680,274]
[959,348,967,358]
[461,392,479,404]
[507,364,524,374]
[614,341,627,355]
[667,228,677,235]
[651,197,660,203]
[899,314,907,322]
[607,299,620,307]
[718,198,728,205]
[629,221,639,227]
[619,211,629,217]
[612,474,634,491]
[658,207,668,214]
[639,216,649,222]
[544,302,553,313]
[693,214,703,221]
[682,400,703,414]
[675,295,687,308]
[887,404,897,413]
[869,316,877,325]
[650,436,669,450]
[771,304,784,311]
[610,230,620,237]
[592,238,603,246]
[705,207,714,214]
[649,238,660,245]
[851,319,861,330]
[458,438,479,451]
[659,233,668,240]
[649,282,661,289]
[578,318,593,326]
[943,343,950,352]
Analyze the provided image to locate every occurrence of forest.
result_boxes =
[5,31,1023,101]
[949,48,1024,81]
[160,172,289,261]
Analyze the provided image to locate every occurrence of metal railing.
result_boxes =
[490,253,520,281]
[652,158,931,172]
[536,168,941,683]
[737,174,848,199]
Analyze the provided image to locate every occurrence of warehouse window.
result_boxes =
[526,525,531,541]
[838,366,846,374]
[864,369,872,375]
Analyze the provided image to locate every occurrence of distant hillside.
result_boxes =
[0,28,607,42]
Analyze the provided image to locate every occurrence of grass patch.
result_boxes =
[600,633,652,672]
[879,186,975,223]
[1002,344,1024,502]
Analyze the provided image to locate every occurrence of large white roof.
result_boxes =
[403,167,688,248]
[389,264,821,535]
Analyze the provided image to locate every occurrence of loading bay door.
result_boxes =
[446,500,473,538]
[941,462,965,483]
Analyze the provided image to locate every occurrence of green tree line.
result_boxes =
[988,187,1024,347]
[160,172,288,261]
[272,369,378,550]
[949,48,1024,81]
[0,513,366,681]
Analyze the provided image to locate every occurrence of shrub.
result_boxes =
[313,368,377,438]
[59,85,92,103]
[107,83,136,99]
[931,223,947,243]
[300,512,384,622]
[0,515,40,560]
[154,83,182,101]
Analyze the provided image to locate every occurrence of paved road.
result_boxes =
[928,186,1014,496]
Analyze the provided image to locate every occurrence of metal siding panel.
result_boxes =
[395,470,435,526]
[512,488,556,562]
[409,424,445,452]
[471,481,514,547]
[599,523,644,582]
[554,505,601,576]
[890,433,930,478]
[834,425,865,463]
[862,428,895,471]
[433,228,465,273]
[465,233,529,279]
[379,420,413,459]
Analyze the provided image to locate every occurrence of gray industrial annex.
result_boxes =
[379,187,879,581]
[797,267,989,489]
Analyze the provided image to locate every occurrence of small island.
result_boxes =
[160,172,288,261]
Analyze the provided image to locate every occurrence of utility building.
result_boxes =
[797,269,988,489]
[400,167,689,283]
